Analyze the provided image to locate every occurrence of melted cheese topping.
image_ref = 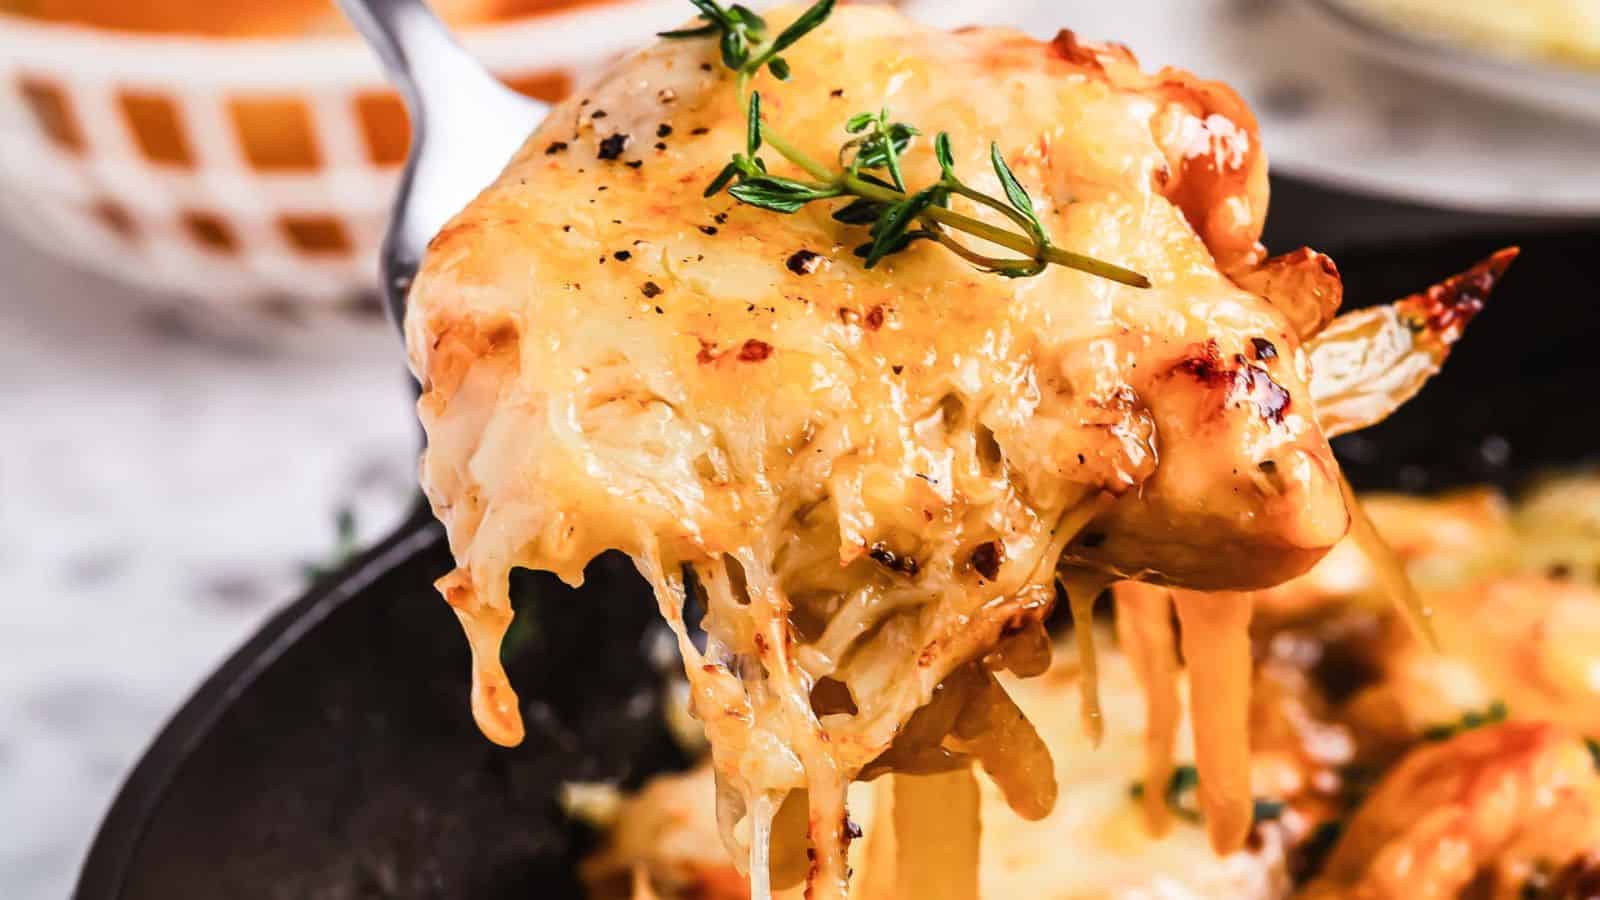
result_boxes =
[401,6,1519,898]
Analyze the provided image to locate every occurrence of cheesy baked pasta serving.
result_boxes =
[574,472,1600,899]
[402,3,1527,898]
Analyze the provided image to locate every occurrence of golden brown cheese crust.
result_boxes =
[1302,722,1600,900]
[407,5,1346,610]
[404,17,1357,884]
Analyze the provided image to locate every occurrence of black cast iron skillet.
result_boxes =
[76,177,1600,899]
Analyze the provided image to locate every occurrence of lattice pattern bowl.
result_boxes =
[0,1,725,320]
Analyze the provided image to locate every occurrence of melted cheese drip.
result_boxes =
[748,793,776,900]
[1114,581,1183,834]
[586,629,1293,900]
[1341,473,1439,648]
[1171,589,1255,854]
[888,770,982,900]
[1062,568,1118,746]
[437,568,523,748]
[629,865,661,900]
[622,494,1102,900]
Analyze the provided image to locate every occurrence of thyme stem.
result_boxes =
[842,173,1151,287]
[760,126,836,182]
[670,0,1151,289]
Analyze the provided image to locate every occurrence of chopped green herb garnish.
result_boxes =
[501,571,542,664]
[1298,819,1345,878]
[1252,798,1288,822]
[1128,765,1287,827]
[1129,764,1203,824]
[301,505,360,582]
[662,0,1150,287]
[1421,700,1508,742]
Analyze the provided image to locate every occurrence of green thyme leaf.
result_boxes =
[499,590,540,664]
[1127,764,1203,824]
[861,185,943,268]
[743,0,833,76]
[1166,764,1201,818]
[1128,766,1191,822]
[729,175,842,213]
[854,121,918,188]
[747,92,763,156]
[853,229,936,262]
[990,142,1040,226]
[720,26,750,70]
[687,0,727,22]
[658,22,721,38]
[300,505,361,583]
[768,0,833,55]
[1586,737,1600,772]
[1252,799,1287,822]
[1421,700,1508,741]
[728,3,764,29]
[704,160,742,197]
[667,0,778,76]
[934,131,956,181]
[832,198,886,224]
[1127,767,1285,829]
[670,0,1149,287]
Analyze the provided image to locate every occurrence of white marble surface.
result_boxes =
[0,229,418,900]
[1,2,1596,899]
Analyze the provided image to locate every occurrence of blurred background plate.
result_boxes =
[1302,0,1600,125]
[1033,0,1600,218]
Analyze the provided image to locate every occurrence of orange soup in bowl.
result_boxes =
[0,0,606,35]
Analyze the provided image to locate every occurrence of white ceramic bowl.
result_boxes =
[0,1,722,318]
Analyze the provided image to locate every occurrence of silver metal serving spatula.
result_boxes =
[336,0,549,331]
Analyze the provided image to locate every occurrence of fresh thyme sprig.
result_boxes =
[661,0,1150,287]
[1420,699,1508,742]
